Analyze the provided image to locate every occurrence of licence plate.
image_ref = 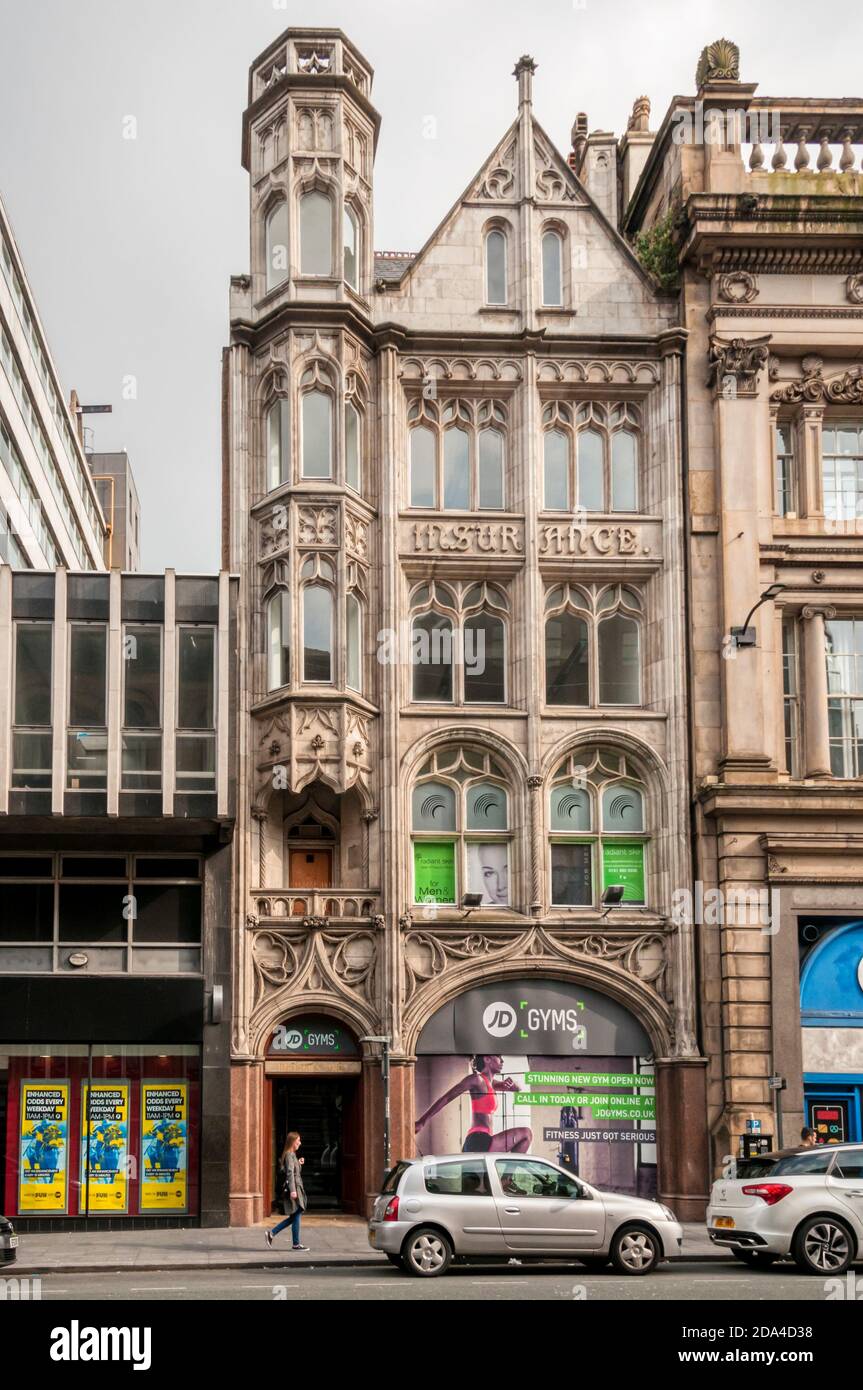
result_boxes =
[714,1217,735,1229]
[368,1229,376,1248]
[2,1236,18,1249]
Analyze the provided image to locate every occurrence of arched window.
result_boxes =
[411,748,511,907]
[411,611,454,702]
[464,612,505,704]
[345,402,361,492]
[544,429,570,510]
[302,583,333,682]
[443,427,469,510]
[611,430,637,511]
[549,750,647,908]
[545,610,589,706]
[409,425,436,507]
[545,584,642,707]
[485,228,507,305]
[265,201,289,291]
[346,592,362,693]
[598,612,640,704]
[301,390,332,478]
[343,206,359,289]
[266,399,288,491]
[300,190,333,276]
[478,428,504,509]
[267,590,290,690]
[577,429,604,511]
[542,229,563,306]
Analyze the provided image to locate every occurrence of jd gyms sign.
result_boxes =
[417,980,651,1056]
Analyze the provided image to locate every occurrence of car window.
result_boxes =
[495,1158,581,1199]
[380,1161,412,1195]
[833,1149,863,1180]
[424,1159,491,1196]
[768,1150,836,1176]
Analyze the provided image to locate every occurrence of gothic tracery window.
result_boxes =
[411,747,512,907]
[545,584,642,707]
[548,750,647,908]
[408,398,507,510]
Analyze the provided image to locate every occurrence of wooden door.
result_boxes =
[289,849,332,888]
[340,1077,363,1215]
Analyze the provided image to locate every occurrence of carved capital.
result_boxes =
[801,605,836,622]
[707,335,771,398]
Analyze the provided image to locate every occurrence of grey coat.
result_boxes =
[282,1151,307,1216]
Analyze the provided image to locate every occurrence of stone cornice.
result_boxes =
[703,246,863,275]
[710,305,863,321]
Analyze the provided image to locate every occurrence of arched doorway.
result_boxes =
[414,978,658,1199]
[264,1014,365,1215]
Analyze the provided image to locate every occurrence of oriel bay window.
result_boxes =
[301,555,335,683]
[411,748,511,907]
[66,623,108,796]
[408,398,507,511]
[549,751,647,908]
[265,199,289,292]
[300,365,334,479]
[410,581,507,704]
[545,584,642,706]
[266,397,289,491]
[176,626,216,797]
[267,588,291,691]
[12,620,53,790]
[299,189,333,276]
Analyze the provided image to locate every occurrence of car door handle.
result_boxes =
[504,1205,521,1214]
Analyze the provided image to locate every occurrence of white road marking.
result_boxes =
[129,1286,187,1293]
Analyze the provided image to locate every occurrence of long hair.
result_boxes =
[281,1130,300,1162]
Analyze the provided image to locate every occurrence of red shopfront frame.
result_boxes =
[3,1048,201,1219]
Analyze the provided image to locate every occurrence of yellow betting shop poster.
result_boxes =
[19,1081,69,1215]
[140,1082,189,1212]
[81,1082,130,1215]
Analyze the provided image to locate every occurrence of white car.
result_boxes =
[707,1142,863,1274]
[369,1153,682,1276]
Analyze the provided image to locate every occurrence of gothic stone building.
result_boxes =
[623,42,863,1166]
[223,28,707,1221]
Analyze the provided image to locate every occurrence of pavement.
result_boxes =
[11,1217,728,1275]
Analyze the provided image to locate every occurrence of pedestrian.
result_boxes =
[800,1126,817,1148]
[265,1131,309,1250]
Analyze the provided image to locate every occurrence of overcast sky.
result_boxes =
[0,0,860,572]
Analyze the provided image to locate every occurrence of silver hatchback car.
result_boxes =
[368,1152,682,1276]
[708,1142,863,1274]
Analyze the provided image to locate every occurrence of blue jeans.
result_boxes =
[270,1208,302,1245]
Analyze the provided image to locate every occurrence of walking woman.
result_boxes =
[415,1055,532,1153]
[265,1131,309,1250]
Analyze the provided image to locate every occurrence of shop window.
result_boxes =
[545,584,642,708]
[411,749,511,907]
[12,621,52,790]
[548,750,647,908]
[265,200,289,291]
[300,190,333,276]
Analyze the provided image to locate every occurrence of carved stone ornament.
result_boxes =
[695,38,740,87]
[627,96,651,133]
[717,271,758,305]
[706,336,770,397]
[846,275,863,305]
[771,364,863,406]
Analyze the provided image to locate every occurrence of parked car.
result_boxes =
[707,1142,863,1274]
[0,1214,18,1266]
[368,1153,682,1277]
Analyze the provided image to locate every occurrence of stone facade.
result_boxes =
[624,48,863,1166]
[223,29,707,1223]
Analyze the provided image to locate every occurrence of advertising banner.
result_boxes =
[601,842,645,903]
[140,1082,188,1213]
[80,1082,130,1215]
[18,1081,70,1215]
[413,842,456,904]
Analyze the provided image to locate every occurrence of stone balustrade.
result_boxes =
[250,890,379,924]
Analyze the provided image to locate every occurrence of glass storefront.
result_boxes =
[0,1043,201,1218]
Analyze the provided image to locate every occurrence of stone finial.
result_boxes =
[627,96,651,133]
[513,54,537,106]
[695,38,740,88]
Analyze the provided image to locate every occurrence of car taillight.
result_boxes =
[741,1183,793,1206]
[383,1196,399,1222]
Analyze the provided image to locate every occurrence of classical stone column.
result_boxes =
[251,806,267,890]
[801,605,835,778]
[527,775,544,915]
[800,402,825,518]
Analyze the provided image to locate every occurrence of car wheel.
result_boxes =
[734,1249,778,1269]
[402,1227,453,1278]
[609,1225,660,1275]
[792,1216,854,1276]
